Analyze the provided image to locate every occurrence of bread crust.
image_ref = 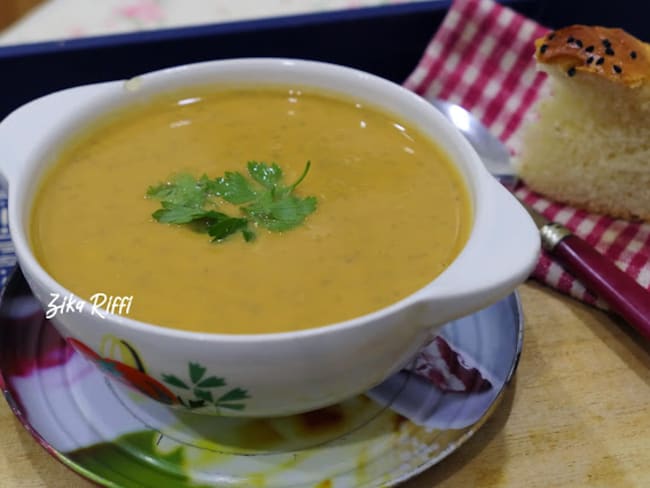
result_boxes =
[535,25,650,87]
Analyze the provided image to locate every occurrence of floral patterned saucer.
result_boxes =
[0,268,523,488]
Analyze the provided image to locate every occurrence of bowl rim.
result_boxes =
[5,57,501,343]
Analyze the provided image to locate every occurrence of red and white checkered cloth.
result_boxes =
[404,0,650,308]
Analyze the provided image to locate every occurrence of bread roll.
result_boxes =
[514,25,650,221]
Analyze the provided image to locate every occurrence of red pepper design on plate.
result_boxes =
[67,337,178,405]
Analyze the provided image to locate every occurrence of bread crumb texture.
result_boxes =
[515,25,650,221]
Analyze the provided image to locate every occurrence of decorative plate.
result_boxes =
[0,266,523,488]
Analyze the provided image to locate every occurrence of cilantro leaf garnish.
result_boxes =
[247,161,283,189]
[147,161,317,244]
[147,173,208,209]
[152,202,208,224]
[207,216,248,242]
[209,171,257,204]
[244,192,318,232]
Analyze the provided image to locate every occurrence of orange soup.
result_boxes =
[30,86,471,334]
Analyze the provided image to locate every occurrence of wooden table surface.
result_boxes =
[0,0,44,30]
[1,281,648,488]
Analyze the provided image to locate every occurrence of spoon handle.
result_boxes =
[546,229,650,341]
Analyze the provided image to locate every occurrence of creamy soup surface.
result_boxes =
[31,85,471,334]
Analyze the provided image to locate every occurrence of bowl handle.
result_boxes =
[0,82,122,188]
[415,180,540,326]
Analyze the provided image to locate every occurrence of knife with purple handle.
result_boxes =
[540,222,650,340]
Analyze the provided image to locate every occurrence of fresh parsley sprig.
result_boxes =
[147,161,317,243]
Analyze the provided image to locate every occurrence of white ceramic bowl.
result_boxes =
[0,58,539,417]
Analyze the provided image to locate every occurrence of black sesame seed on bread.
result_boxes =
[535,25,650,86]
[514,25,650,222]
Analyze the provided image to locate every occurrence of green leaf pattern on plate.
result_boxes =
[162,362,250,413]
[67,431,212,488]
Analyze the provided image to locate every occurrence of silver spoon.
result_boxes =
[432,98,650,341]
[430,99,518,190]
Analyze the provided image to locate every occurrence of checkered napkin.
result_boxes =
[404,0,650,308]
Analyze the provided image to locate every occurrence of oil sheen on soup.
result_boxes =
[30,86,471,334]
